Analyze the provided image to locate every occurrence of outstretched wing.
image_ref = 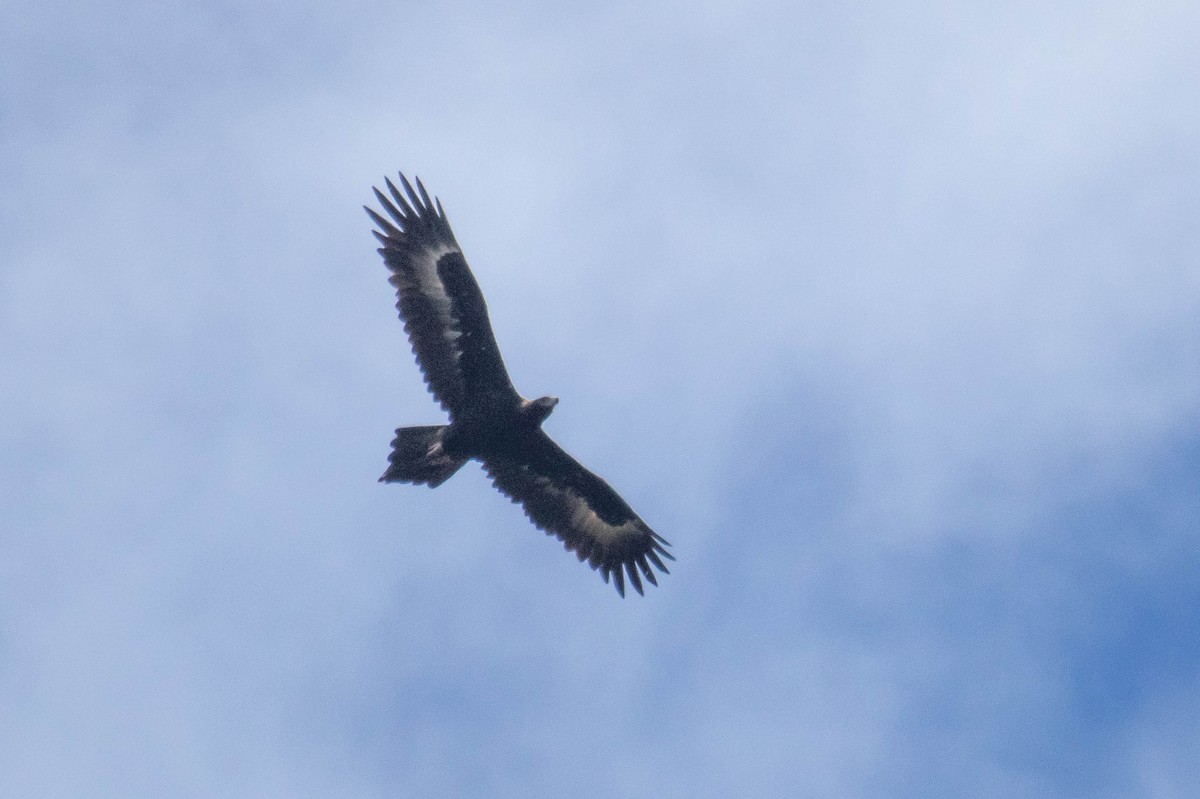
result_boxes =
[365,174,518,418]
[483,431,673,597]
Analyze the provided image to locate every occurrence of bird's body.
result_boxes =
[365,174,671,596]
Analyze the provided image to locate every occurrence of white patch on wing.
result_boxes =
[410,242,457,306]
[566,491,635,544]
[410,242,465,357]
[485,462,646,552]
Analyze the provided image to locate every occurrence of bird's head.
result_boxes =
[522,395,559,426]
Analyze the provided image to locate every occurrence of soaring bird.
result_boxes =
[365,174,672,596]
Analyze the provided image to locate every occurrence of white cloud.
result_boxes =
[3,0,1199,796]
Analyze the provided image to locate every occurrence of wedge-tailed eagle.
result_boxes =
[365,173,672,596]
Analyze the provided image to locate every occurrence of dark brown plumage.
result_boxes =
[366,173,672,596]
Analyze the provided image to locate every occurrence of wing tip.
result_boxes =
[593,539,671,597]
[367,171,457,250]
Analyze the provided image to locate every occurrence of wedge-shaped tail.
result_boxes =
[379,425,467,488]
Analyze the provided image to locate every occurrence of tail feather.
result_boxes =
[379,425,467,488]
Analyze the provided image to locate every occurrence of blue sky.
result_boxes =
[2,1,1199,796]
